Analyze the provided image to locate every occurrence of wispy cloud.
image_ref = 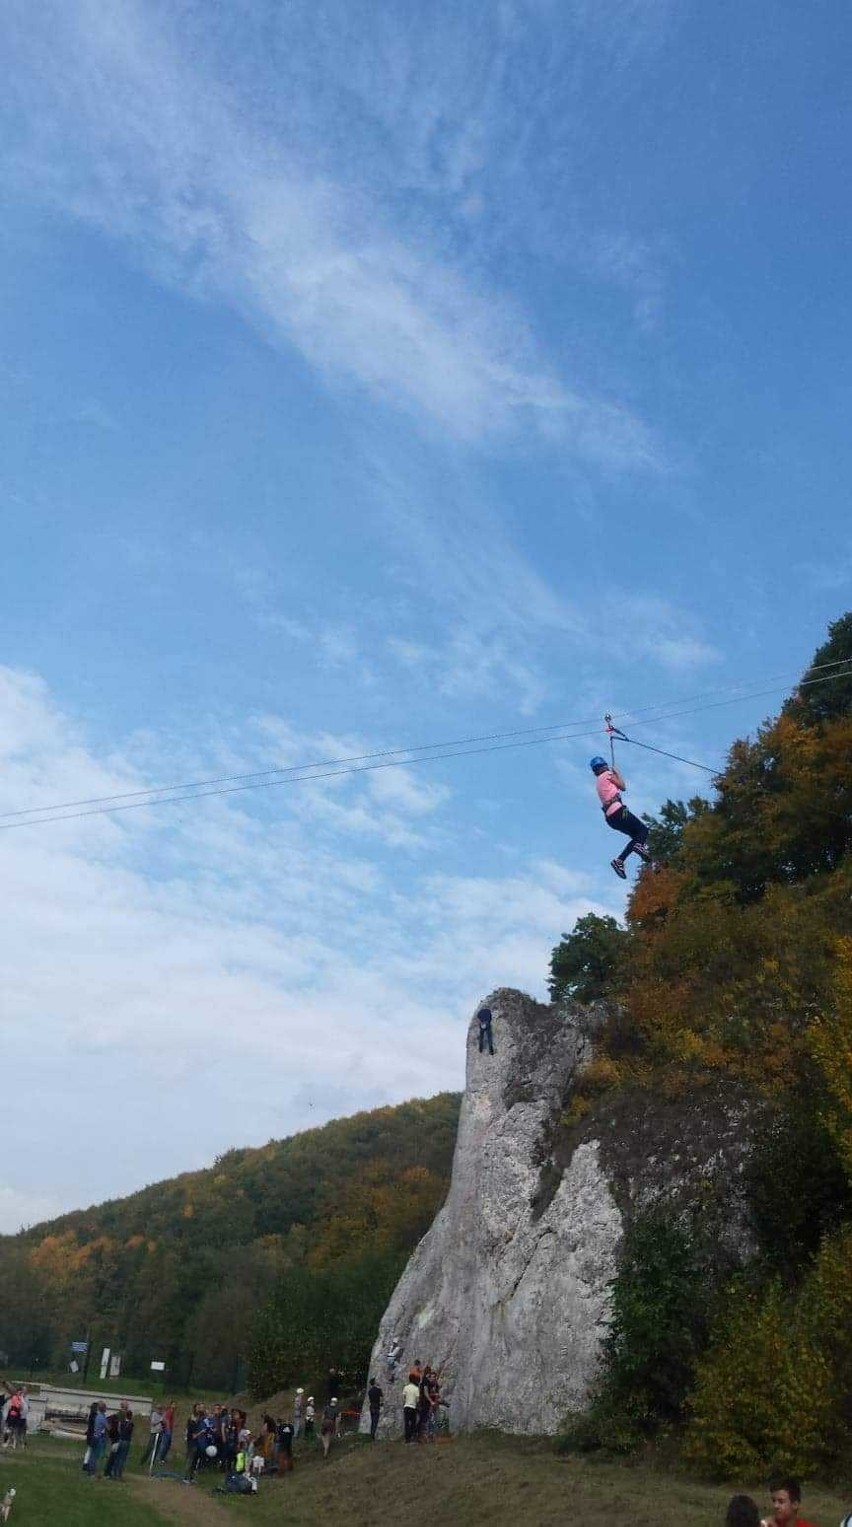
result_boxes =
[2,0,661,460]
[603,595,721,673]
[0,666,612,1226]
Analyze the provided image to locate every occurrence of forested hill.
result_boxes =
[548,612,852,1476]
[0,1093,460,1392]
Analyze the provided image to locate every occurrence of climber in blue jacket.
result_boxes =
[477,1006,494,1055]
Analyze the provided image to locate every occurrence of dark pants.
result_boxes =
[107,1439,130,1478]
[606,806,649,861]
[403,1406,418,1443]
[86,1437,106,1475]
[369,1407,380,1440]
[478,1023,494,1054]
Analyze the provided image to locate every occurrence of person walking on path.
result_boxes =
[589,756,650,879]
[402,1379,419,1443]
[367,1377,383,1441]
[477,1006,494,1055]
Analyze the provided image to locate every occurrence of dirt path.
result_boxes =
[128,1474,230,1524]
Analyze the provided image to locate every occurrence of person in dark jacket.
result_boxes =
[367,1378,383,1441]
[477,1006,494,1055]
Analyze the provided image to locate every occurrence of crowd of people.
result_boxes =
[384,1339,447,1443]
[81,1398,138,1479]
[400,1362,445,1443]
[9,1373,852,1522]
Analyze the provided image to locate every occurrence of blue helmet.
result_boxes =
[589,756,608,771]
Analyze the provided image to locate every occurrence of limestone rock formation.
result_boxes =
[363,988,757,1437]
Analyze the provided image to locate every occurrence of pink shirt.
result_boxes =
[595,770,623,816]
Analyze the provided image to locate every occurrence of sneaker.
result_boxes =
[611,858,627,879]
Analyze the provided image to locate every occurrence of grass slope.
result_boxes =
[171,1433,850,1527]
[4,1432,850,1525]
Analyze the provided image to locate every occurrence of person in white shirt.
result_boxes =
[402,1380,419,1444]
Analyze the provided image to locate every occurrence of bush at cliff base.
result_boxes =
[685,1225,852,1477]
[561,1211,708,1455]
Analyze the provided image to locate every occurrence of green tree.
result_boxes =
[566,1210,708,1453]
[784,610,852,726]
[549,913,628,1004]
[642,798,708,866]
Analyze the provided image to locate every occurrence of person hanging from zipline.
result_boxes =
[589,756,651,879]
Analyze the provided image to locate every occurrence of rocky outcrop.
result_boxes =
[363,988,758,1437]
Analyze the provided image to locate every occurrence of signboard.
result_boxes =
[99,1347,111,1380]
[109,1354,122,1379]
[70,1341,89,1355]
[150,1360,166,1373]
[69,1360,80,1374]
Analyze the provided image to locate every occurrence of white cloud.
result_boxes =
[1,0,660,460]
[0,1187,66,1237]
[603,595,721,673]
[0,667,609,1224]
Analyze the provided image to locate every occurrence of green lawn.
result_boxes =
[0,1443,167,1525]
[5,1431,851,1526]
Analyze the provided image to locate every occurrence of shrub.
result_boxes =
[686,1226,852,1477]
[564,1209,708,1454]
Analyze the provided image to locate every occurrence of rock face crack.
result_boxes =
[501,1225,556,1304]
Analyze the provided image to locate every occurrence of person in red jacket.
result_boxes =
[763,1477,817,1527]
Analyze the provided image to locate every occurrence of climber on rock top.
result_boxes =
[477,1006,494,1055]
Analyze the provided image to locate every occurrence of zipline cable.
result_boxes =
[1,660,849,832]
[2,656,850,824]
[606,659,852,777]
[606,725,719,777]
[0,725,609,830]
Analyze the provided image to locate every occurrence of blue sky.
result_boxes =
[1,0,850,1229]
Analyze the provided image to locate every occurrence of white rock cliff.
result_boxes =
[364,988,756,1437]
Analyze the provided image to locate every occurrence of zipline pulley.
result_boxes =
[604,713,628,769]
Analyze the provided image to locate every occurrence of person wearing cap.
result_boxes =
[589,756,650,879]
[293,1387,304,1440]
